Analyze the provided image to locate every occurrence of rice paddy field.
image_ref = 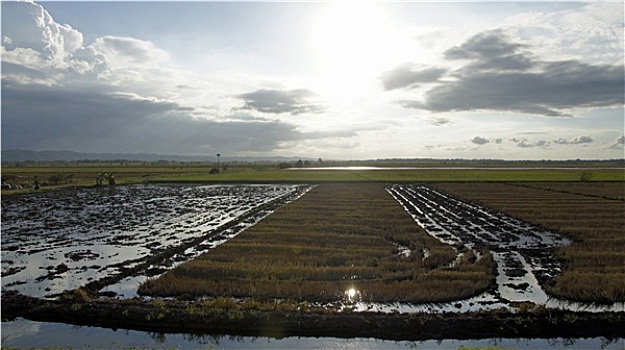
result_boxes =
[2,162,624,343]
[138,183,493,303]
[432,182,625,303]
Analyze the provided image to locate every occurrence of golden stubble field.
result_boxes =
[139,183,494,303]
[434,182,625,302]
[140,181,625,305]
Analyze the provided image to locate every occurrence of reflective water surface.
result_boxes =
[2,318,623,349]
[1,184,310,298]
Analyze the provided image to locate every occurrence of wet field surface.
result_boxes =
[1,184,310,298]
[387,184,623,312]
[1,183,623,313]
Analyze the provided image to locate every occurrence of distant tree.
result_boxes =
[296,159,303,168]
[277,162,291,169]
[579,171,593,182]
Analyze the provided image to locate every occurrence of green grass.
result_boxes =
[149,168,625,183]
[2,164,623,195]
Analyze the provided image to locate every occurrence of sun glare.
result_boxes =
[346,287,359,302]
[311,3,396,99]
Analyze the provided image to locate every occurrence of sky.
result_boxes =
[1,1,624,160]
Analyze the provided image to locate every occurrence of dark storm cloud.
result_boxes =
[380,65,446,90]
[0,84,334,154]
[237,88,325,115]
[395,30,624,117]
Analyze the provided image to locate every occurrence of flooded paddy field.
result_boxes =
[2,182,624,344]
[1,184,312,298]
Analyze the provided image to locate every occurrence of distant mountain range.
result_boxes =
[2,149,622,165]
[1,149,308,163]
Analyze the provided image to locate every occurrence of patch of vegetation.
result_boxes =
[433,182,625,303]
[2,161,623,196]
[139,183,493,303]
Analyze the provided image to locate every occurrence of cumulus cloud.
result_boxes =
[1,1,83,71]
[511,138,550,148]
[237,89,325,115]
[380,64,446,90]
[394,30,624,117]
[471,136,490,145]
[553,135,594,145]
[605,135,625,150]
[505,3,624,64]
[1,1,174,86]
[92,36,169,70]
[471,136,503,145]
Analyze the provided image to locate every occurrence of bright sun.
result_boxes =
[311,3,396,99]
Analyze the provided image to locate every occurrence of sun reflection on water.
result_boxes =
[345,287,360,302]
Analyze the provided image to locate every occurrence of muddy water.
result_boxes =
[386,184,625,313]
[1,184,311,298]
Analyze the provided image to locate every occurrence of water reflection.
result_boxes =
[1,184,311,298]
[345,288,360,302]
[2,319,623,349]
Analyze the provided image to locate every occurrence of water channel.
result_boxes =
[2,318,623,349]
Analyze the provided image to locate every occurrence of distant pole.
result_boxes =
[216,153,221,173]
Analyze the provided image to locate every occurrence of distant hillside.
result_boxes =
[0,149,308,163]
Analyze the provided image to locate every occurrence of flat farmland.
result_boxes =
[2,164,624,193]
[3,180,625,341]
[433,182,625,303]
[139,183,494,303]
